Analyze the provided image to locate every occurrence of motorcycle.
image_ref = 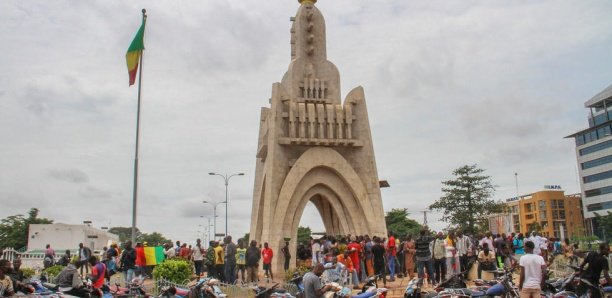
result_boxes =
[108,276,150,297]
[186,278,226,298]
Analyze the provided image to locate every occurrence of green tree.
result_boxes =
[297,226,312,245]
[0,208,53,250]
[138,232,171,246]
[594,211,612,241]
[429,164,502,235]
[108,227,141,243]
[385,208,423,238]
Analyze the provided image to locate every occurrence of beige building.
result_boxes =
[499,189,585,238]
[250,0,387,272]
[28,223,119,252]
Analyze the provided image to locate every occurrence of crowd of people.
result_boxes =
[0,228,610,298]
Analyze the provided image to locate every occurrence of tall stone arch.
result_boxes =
[250,0,387,273]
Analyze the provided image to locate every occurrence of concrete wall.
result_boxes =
[28,223,119,252]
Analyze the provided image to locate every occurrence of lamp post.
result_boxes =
[202,201,225,240]
[209,172,244,237]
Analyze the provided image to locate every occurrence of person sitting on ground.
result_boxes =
[337,251,359,289]
[0,259,15,297]
[56,259,89,297]
[8,259,34,294]
[303,263,335,298]
[58,250,71,266]
[477,243,496,279]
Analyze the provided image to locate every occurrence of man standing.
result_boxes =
[303,263,334,298]
[311,239,321,266]
[246,240,261,283]
[236,240,247,282]
[577,243,610,298]
[519,241,546,298]
[135,243,147,278]
[347,237,361,281]
[224,236,237,284]
[415,229,434,285]
[206,241,216,278]
[78,243,92,275]
[281,241,291,272]
[262,242,274,281]
[386,232,397,282]
[371,237,387,287]
[456,231,472,277]
[192,239,205,277]
[432,232,446,284]
[213,241,225,281]
[120,241,137,284]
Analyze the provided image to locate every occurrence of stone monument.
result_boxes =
[250,0,387,272]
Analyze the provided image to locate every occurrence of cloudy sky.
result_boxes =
[2,0,612,246]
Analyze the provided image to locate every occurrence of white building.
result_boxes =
[27,223,119,252]
[567,84,612,237]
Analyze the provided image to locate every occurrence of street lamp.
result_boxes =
[202,201,225,240]
[209,172,244,237]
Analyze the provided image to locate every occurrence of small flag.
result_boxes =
[144,246,165,265]
[126,18,146,86]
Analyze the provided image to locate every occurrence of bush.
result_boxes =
[152,259,193,284]
[284,265,311,282]
[21,268,35,279]
[43,265,64,277]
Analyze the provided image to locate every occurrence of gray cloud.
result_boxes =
[47,169,89,184]
[1,0,611,242]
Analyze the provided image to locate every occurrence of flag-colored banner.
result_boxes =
[126,18,146,86]
[144,246,165,265]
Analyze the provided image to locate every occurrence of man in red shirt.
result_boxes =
[387,231,397,281]
[347,236,362,281]
[135,243,147,278]
[261,242,274,281]
[88,256,106,293]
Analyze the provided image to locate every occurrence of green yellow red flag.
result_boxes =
[126,18,146,86]
[144,246,165,265]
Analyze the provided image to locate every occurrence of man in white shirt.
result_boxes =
[479,233,494,252]
[519,241,546,298]
[528,232,542,255]
[312,239,321,266]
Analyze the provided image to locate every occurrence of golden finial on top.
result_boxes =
[298,0,317,4]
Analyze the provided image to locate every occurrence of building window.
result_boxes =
[582,155,612,170]
[580,139,612,156]
[557,200,564,209]
[526,214,534,220]
[539,200,547,210]
[584,186,612,198]
[586,201,612,212]
[540,211,547,220]
[583,170,612,184]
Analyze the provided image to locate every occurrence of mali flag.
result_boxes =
[126,18,146,86]
[144,246,165,265]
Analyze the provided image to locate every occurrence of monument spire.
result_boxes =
[284,0,340,103]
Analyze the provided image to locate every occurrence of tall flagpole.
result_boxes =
[131,8,147,245]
